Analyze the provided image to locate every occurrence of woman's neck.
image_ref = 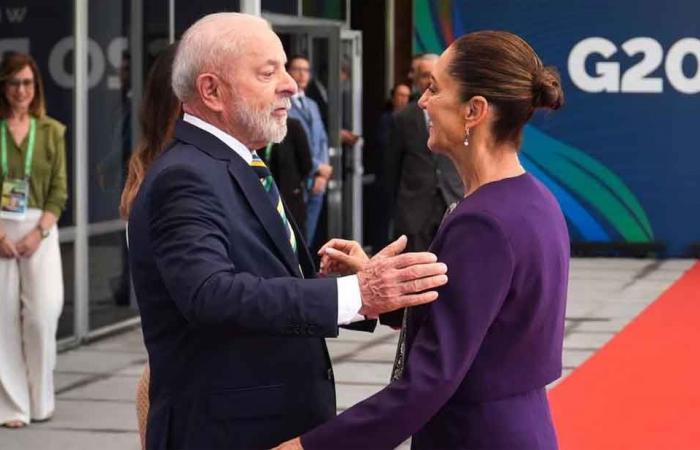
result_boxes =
[8,108,30,123]
[453,139,525,197]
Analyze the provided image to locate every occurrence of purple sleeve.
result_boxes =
[301,213,515,450]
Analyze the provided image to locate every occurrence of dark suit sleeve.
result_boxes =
[301,213,514,449]
[289,118,313,179]
[148,164,339,337]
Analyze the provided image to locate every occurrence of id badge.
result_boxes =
[1,178,29,221]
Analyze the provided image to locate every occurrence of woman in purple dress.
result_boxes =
[276,30,570,450]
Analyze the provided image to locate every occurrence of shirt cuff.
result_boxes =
[336,275,362,325]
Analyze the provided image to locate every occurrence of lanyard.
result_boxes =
[1,118,36,179]
[264,142,273,162]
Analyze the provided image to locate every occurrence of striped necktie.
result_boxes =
[250,152,297,253]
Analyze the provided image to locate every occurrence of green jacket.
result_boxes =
[1,115,68,218]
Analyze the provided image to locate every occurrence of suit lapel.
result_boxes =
[286,205,315,278]
[412,104,434,161]
[412,104,429,144]
[227,158,303,277]
[174,120,302,277]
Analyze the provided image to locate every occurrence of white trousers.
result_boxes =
[0,209,63,423]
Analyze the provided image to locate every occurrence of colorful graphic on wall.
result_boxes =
[413,0,700,255]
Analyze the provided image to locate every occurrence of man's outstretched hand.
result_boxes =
[319,235,448,318]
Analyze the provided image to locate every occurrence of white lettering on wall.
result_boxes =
[569,37,700,94]
[2,7,29,24]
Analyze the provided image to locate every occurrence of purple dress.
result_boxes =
[302,173,570,449]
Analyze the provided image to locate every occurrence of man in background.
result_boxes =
[384,54,463,252]
[287,55,331,246]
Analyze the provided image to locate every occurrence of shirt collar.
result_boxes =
[183,113,253,164]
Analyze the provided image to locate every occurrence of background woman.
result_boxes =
[278,30,569,449]
[0,52,67,428]
[118,43,181,449]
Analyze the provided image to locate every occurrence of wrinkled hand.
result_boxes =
[0,235,19,259]
[16,229,41,258]
[357,237,447,318]
[318,238,370,275]
[311,175,327,194]
[272,437,303,450]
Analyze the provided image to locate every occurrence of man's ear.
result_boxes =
[196,73,225,113]
[463,95,489,129]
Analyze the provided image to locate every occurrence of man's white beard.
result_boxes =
[233,97,289,144]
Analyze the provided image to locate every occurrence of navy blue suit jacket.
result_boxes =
[129,120,365,449]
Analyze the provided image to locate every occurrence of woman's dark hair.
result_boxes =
[448,31,564,145]
[120,42,182,218]
[0,52,46,119]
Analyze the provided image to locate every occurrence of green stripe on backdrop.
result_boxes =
[413,0,444,54]
[524,128,653,242]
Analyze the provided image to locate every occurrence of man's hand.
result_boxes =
[340,129,360,146]
[16,228,41,258]
[311,175,327,194]
[316,163,333,179]
[318,238,370,275]
[357,240,447,318]
[0,234,19,259]
[273,437,303,450]
[319,235,409,276]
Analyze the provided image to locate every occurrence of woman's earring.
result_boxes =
[463,128,471,146]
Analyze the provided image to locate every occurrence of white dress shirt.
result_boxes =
[183,113,363,325]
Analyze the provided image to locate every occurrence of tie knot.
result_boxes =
[250,152,271,179]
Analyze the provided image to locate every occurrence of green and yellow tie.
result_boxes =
[250,152,297,253]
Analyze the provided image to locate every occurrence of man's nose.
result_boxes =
[279,70,298,96]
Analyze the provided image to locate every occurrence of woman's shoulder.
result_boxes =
[37,115,66,137]
[437,208,511,250]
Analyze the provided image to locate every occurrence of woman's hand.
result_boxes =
[16,228,42,258]
[0,234,20,259]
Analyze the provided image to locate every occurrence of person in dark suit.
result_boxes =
[277,31,569,450]
[127,13,448,450]
[259,117,312,237]
[384,54,463,253]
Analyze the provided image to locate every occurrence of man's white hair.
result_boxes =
[172,12,270,102]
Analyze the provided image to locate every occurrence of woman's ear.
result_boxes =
[463,96,489,128]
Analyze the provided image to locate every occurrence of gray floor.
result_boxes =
[0,258,696,450]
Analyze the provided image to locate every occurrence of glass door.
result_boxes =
[266,16,344,246]
[340,29,363,243]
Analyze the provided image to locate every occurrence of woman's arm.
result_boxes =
[44,121,68,218]
[295,213,515,450]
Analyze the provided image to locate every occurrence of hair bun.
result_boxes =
[532,66,564,110]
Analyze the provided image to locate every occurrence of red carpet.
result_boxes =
[549,262,700,450]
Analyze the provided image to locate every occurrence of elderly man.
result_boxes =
[127,13,448,450]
